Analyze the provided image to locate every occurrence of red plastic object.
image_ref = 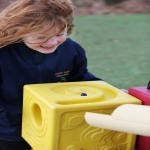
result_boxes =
[136,136,150,150]
[128,86,150,150]
[128,87,150,106]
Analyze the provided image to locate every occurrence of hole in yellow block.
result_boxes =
[31,103,42,127]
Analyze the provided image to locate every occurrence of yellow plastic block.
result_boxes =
[22,81,141,150]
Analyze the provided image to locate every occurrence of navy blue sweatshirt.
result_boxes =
[0,38,101,141]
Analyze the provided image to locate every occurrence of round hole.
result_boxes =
[32,103,42,127]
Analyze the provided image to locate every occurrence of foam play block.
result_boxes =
[128,86,150,150]
[22,81,141,150]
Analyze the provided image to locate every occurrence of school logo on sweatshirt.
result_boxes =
[55,70,70,82]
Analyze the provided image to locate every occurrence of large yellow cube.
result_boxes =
[22,81,141,150]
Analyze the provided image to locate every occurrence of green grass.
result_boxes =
[69,14,150,89]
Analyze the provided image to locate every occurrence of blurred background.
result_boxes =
[70,0,150,89]
[1,0,150,89]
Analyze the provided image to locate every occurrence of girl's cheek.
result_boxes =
[61,34,67,42]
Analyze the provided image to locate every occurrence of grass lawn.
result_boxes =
[69,14,150,89]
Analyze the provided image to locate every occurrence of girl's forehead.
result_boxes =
[36,24,59,34]
[30,23,67,36]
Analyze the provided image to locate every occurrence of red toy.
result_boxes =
[128,81,150,150]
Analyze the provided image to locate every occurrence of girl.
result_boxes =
[0,0,101,149]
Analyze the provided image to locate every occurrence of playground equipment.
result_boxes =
[85,82,150,150]
[22,81,141,150]
[128,84,150,150]
[85,104,150,136]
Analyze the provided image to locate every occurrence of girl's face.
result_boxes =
[23,24,67,54]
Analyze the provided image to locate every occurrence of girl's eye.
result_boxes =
[57,34,63,37]
[57,32,65,37]
[37,36,47,39]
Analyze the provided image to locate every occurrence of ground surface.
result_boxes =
[73,0,150,15]
[0,0,150,15]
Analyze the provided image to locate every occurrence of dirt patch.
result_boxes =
[0,0,150,15]
[73,0,150,15]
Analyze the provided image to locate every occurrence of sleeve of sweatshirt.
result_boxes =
[67,39,103,82]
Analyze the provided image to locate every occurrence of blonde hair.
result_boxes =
[0,0,75,48]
